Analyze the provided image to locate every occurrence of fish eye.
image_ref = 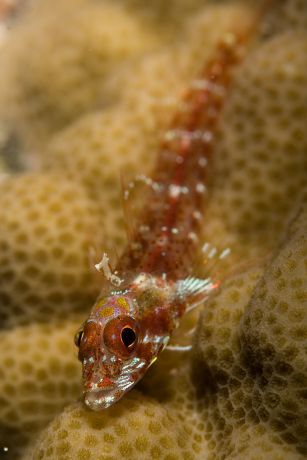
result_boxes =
[121,326,136,349]
[103,316,139,358]
[74,329,84,348]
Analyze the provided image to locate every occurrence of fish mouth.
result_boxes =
[82,357,148,410]
[84,386,119,410]
[83,371,139,410]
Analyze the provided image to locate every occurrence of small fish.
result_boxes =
[75,4,273,411]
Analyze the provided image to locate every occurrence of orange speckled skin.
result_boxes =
[118,37,244,281]
[77,28,258,410]
[79,274,184,409]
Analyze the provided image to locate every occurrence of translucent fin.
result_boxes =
[165,344,192,352]
[176,275,221,310]
[167,246,232,353]
[167,303,200,352]
[166,324,195,352]
[120,172,159,240]
[120,171,166,248]
[199,242,232,277]
[119,172,137,242]
[185,326,196,336]
[201,241,271,283]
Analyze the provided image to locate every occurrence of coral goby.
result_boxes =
[75,8,270,411]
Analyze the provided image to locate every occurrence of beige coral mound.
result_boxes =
[0,0,306,459]
[241,203,307,455]
[226,424,304,460]
[0,317,82,459]
[0,157,7,174]
[190,269,265,460]
[181,3,254,79]
[42,106,159,248]
[112,3,254,137]
[269,0,307,33]
[0,0,158,145]
[283,0,307,29]
[0,174,102,328]
[29,208,307,459]
[200,30,307,263]
[27,393,208,460]
[115,0,210,34]
[189,203,307,459]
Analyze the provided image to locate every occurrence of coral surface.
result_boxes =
[0,0,306,459]
[0,0,159,145]
[201,29,307,263]
[24,392,208,460]
[42,107,158,248]
[0,174,102,328]
[0,317,82,454]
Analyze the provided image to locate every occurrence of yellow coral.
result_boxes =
[25,393,208,460]
[0,316,82,458]
[41,3,256,256]
[114,0,210,35]
[201,30,307,263]
[0,0,306,459]
[0,155,7,174]
[28,204,307,458]
[0,0,159,145]
[188,269,265,459]
[110,3,255,137]
[241,203,307,455]
[268,0,307,33]
[227,424,304,460]
[42,106,159,248]
[186,204,307,459]
[0,174,102,327]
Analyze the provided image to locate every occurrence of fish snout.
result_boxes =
[83,378,119,410]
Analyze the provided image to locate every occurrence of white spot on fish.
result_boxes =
[202,131,214,144]
[196,183,207,194]
[193,211,202,221]
[219,248,231,259]
[169,184,189,198]
[188,232,198,242]
[198,157,208,168]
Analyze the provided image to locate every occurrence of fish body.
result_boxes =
[76,14,268,410]
[117,37,243,282]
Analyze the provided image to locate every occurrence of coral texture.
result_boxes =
[24,393,208,460]
[0,174,102,327]
[241,204,307,454]
[0,317,82,457]
[201,29,307,263]
[0,0,158,145]
[109,3,254,136]
[42,107,159,248]
[190,227,307,458]
[0,0,306,459]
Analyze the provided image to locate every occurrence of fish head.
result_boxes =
[75,288,171,410]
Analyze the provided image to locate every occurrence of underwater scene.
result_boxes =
[0,0,306,458]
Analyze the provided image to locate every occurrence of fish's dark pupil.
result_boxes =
[121,327,136,348]
[75,330,83,348]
